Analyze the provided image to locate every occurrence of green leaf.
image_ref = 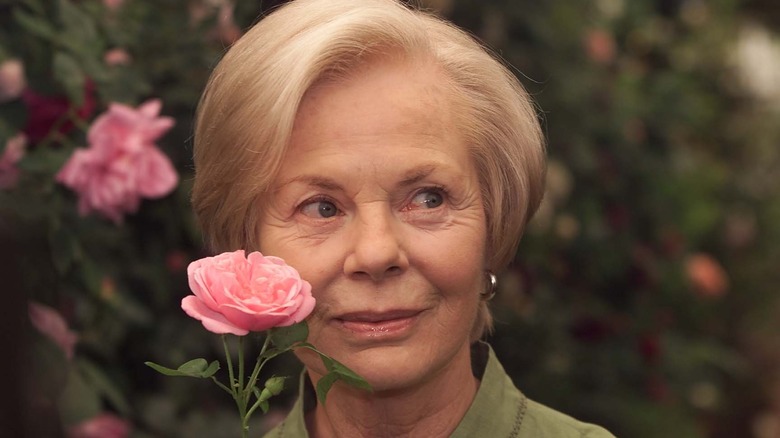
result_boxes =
[317,351,335,371]
[315,372,340,405]
[296,343,372,394]
[175,358,208,375]
[57,366,102,424]
[77,359,131,416]
[145,359,220,378]
[18,144,71,175]
[48,221,80,274]
[13,9,57,41]
[328,359,372,391]
[258,346,285,362]
[21,0,46,15]
[58,0,97,44]
[56,0,102,54]
[292,342,361,403]
[145,361,186,377]
[179,358,220,378]
[29,337,70,400]
[79,257,102,296]
[201,360,221,378]
[0,100,27,137]
[259,400,270,414]
[270,321,309,350]
[53,52,85,106]
[106,289,154,326]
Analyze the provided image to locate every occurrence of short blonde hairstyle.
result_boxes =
[192,0,546,339]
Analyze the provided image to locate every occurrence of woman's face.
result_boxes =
[258,59,487,392]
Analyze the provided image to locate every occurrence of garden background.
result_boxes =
[1,0,779,437]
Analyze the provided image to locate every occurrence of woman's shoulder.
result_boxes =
[454,342,615,438]
[520,398,615,438]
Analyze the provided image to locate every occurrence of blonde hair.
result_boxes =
[192,0,546,339]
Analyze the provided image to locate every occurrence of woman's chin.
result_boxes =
[323,344,467,396]
[298,344,425,393]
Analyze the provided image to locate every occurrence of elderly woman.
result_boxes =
[191,0,614,436]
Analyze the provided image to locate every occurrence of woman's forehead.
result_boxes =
[292,59,455,143]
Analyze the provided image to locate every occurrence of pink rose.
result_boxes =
[28,301,78,360]
[182,250,315,336]
[56,99,177,223]
[0,59,25,103]
[0,133,27,189]
[67,413,130,438]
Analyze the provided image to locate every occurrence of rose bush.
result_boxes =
[182,250,316,336]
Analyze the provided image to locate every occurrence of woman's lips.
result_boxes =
[335,310,423,338]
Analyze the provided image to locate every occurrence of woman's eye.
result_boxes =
[300,200,339,218]
[410,189,444,209]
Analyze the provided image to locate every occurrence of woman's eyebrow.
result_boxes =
[284,175,344,191]
[398,164,439,187]
[279,163,451,191]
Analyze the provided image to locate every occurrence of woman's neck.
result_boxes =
[305,347,479,438]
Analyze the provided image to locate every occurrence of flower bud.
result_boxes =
[264,376,286,396]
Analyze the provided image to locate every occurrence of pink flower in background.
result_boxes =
[102,0,125,11]
[686,253,729,298]
[165,250,189,273]
[104,48,132,66]
[215,2,242,45]
[86,99,174,156]
[28,301,78,360]
[182,250,315,336]
[584,28,617,64]
[67,412,130,438]
[0,59,25,102]
[56,99,178,223]
[0,133,27,189]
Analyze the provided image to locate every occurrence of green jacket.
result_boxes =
[263,343,615,437]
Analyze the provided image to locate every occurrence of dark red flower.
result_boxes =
[22,80,96,143]
[570,316,614,343]
[638,333,662,365]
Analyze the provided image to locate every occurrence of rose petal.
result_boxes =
[181,296,248,336]
[133,147,178,198]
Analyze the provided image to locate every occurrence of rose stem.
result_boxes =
[244,333,273,416]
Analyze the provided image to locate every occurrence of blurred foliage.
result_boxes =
[1,0,778,437]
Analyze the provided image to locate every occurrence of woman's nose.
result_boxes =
[343,207,409,281]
